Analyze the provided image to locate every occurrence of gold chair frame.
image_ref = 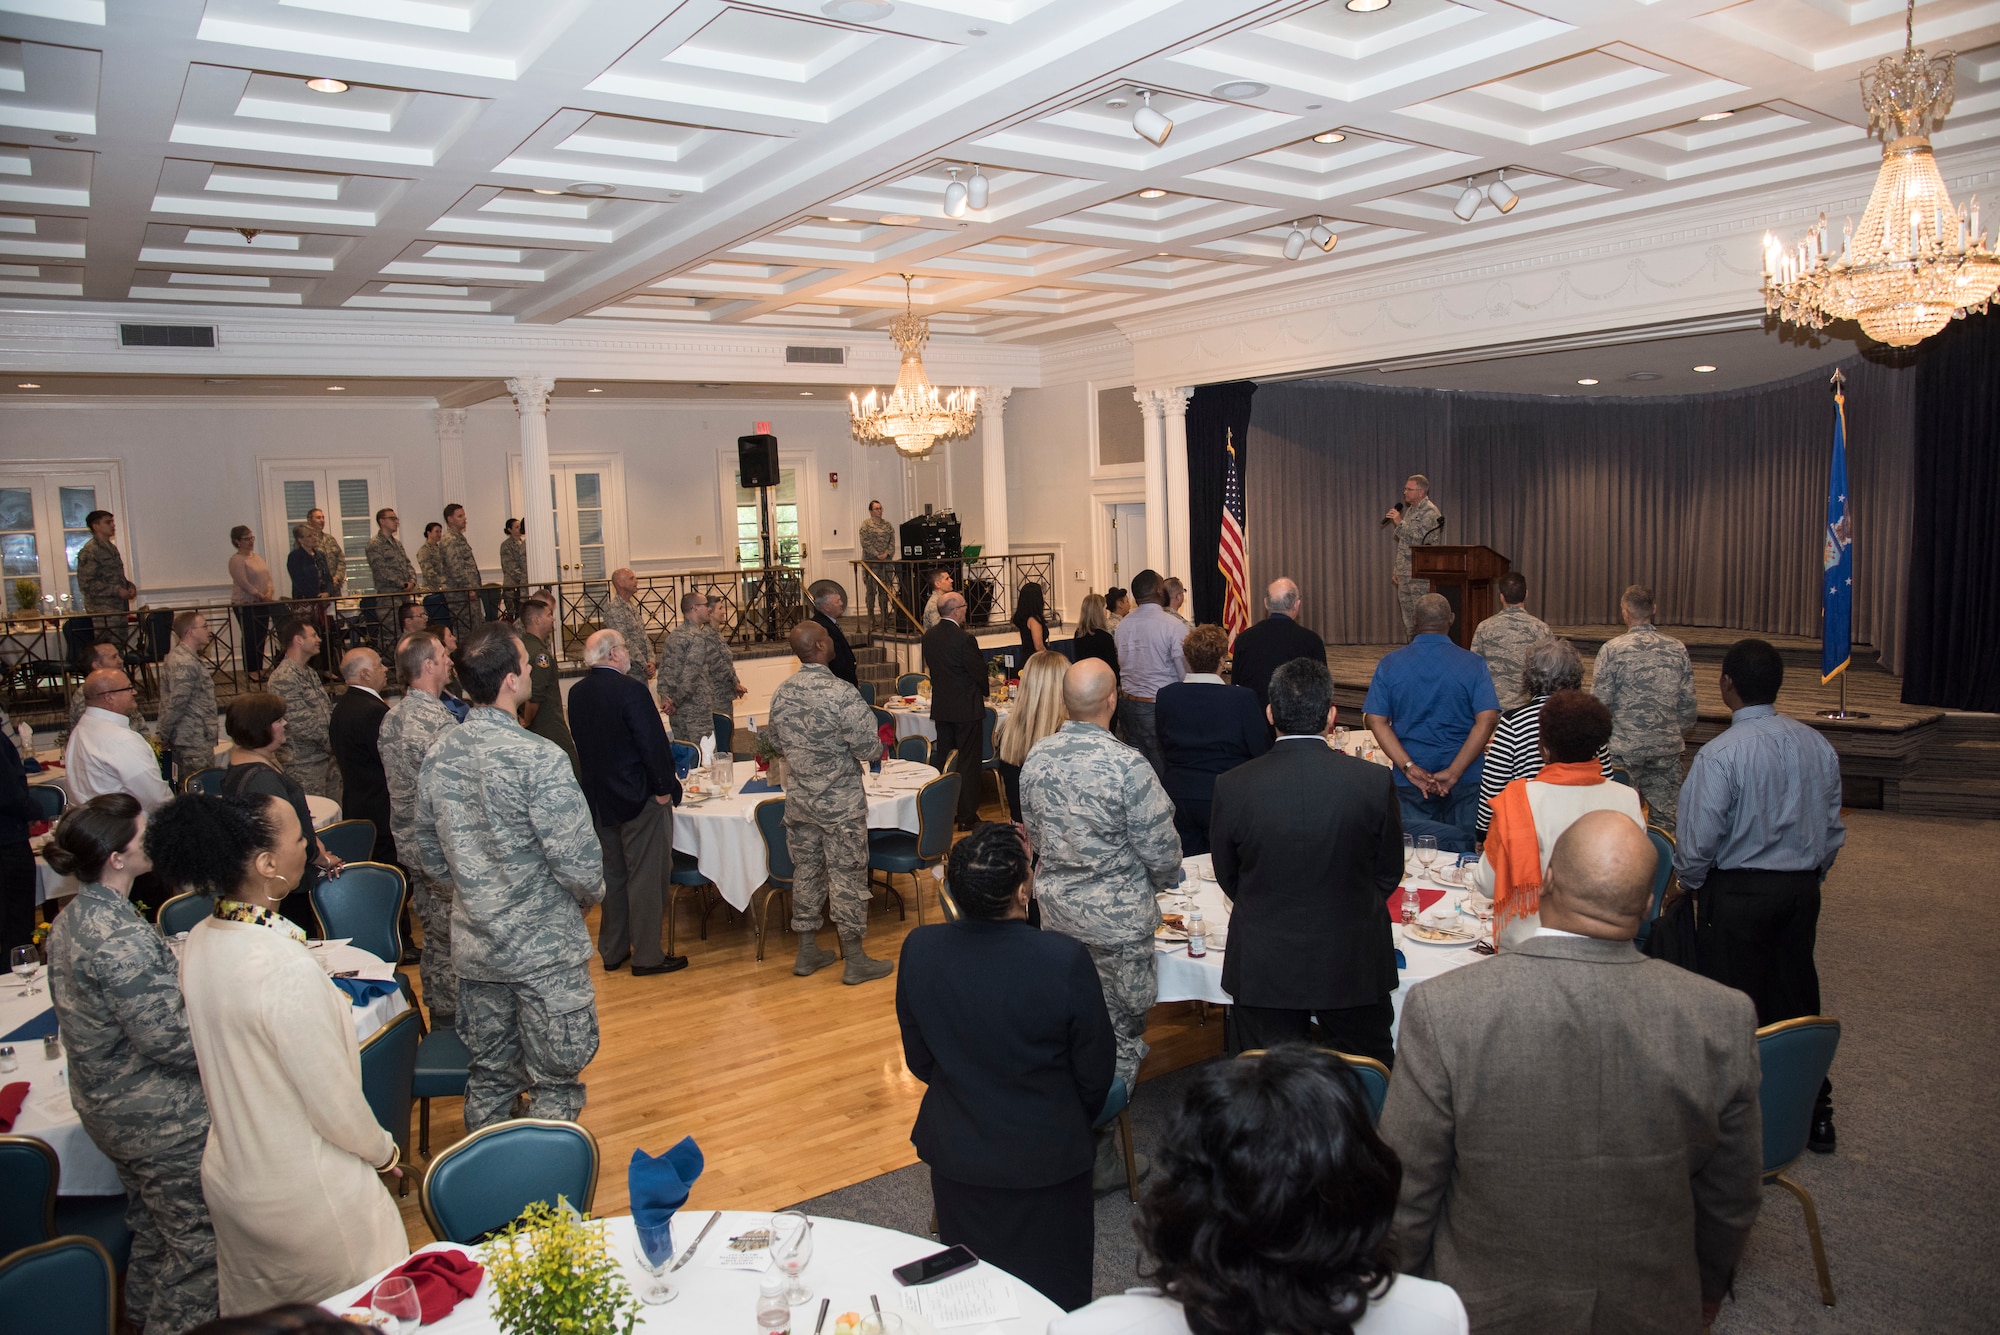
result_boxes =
[1756,1014,1840,1309]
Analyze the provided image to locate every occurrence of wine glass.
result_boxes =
[9,945,40,997]
[1415,836,1440,880]
[369,1275,422,1334]
[715,757,735,799]
[632,1218,678,1305]
[769,1210,813,1306]
[1401,833,1415,877]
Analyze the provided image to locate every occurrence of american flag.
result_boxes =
[1219,429,1251,641]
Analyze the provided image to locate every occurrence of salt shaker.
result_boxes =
[0,1045,16,1074]
[43,1032,60,1060]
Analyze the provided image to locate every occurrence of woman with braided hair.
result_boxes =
[893,822,1116,1311]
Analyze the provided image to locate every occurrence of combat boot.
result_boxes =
[793,931,838,977]
[838,932,893,985]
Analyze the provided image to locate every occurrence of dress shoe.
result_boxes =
[400,947,423,966]
[1808,1112,1836,1154]
[602,952,630,972]
[633,956,690,976]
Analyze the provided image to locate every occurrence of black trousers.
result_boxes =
[996,759,1023,824]
[933,717,983,825]
[0,841,35,955]
[1230,997,1396,1068]
[1697,867,1831,1107]
[931,1169,1094,1312]
[1170,796,1211,856]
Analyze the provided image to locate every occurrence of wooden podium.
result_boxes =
[1411,545,1511,648]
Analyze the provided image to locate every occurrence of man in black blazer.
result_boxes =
[921,592,989,829]
[1227,577,1326,708]
[567,627,686,976]
[1156,624,1270,855]
[808,579,858,686]
[329,647,393,863]
[1210,655,1403,1063]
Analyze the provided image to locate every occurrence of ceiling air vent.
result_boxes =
[120,324,217,348]
[785,345,845,365]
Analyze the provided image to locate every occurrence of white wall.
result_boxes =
[1006,380,1105,609]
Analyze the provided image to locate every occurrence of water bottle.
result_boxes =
[756,1269,790,1334]
[1186,908,1207,959]
[1401,885,1420,925]
[15,722,31,757]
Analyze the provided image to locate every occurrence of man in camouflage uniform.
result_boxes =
[1591,583,1698,831]
[156,610,219,786]
[658,589,744,744]
[440,503,484,631]
[411,623,604,1128]
[380,629,461,1026]
[269,616,340,801]
[367,507,416,653]
[76,508,136,644]
[859,498,897,629]
[307,507,345,596]
[602,567,655,684]
[766,621,891,986]
[1021,657,1182,1185]
[518,594,577,773]
[47,869,218,1333]
[500,518,528,620]
[1468,571,1551,711]
[1385,475,1444,639]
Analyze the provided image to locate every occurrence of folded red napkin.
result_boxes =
[28,821,49,838]
[0,1082,28,1133]
[362,1249,484,1323]
[1385,886,1446,917]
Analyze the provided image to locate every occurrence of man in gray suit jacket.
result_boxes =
[1381,811,1763,1334]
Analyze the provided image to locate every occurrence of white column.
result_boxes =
[433,407,466,508]
[506,375,558,584]
[1137,388,1168,575]
[1163,386,1192,582]
[980,385,1012,555]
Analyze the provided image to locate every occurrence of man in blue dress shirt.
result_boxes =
[1362,594,1499,853]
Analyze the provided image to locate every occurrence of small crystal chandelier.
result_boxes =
[849,275,979,459]
[1761,0,2000,348]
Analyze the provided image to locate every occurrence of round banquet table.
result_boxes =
[671,761,938,912]
[324,1212,1066,1333]
[0,939,405,1197]
[881,698,1009,745]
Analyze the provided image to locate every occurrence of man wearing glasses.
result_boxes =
[65,669,174,812]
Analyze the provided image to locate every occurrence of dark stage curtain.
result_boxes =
[1903,311,2000,710]
[1246,357,1915,669]
[1186,381,1257,623]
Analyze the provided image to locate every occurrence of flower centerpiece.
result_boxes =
[482,1200,640,1335]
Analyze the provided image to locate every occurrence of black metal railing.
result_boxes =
[848,553,1059,635]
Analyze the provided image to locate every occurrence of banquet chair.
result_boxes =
[857,681,875,706]
[671,740,699,780]
[413,1025,471,1160]
[316,818,378,865]
[155,892,215,938]
[1609,766,1635,787]
[1636,826,1675,951]
[668,851,720,954]
[896,672,928,696]
[181,767,226,796]
[1236,1048,1392,1125]
[0,1236,117,1335]
[420,1118,599,1245]
[871,706,894,736]
[1094,1076,1142,1204]
[311,862,407,966]
[866,771,960,926]
[934,881,963,923]
[1756,1016,1842,1308]
[1,1136,133,1278]
[894,735,929,764]
[712,712,734,756]
[979,706,1002,806]
[358,1008,421,1197]
[28,783,62,822]
[751,798,794,962]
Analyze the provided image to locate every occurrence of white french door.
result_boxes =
[509,453,628,586]
[258,460,391,594]
[0,462,124,613]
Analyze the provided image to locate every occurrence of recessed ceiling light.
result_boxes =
[1313,131,1346,143]
[1698,110,1735,121]
[567,183,614,195]
[532,188,562,195]
[203,378,240,384]
[826,216,853,222]
[1105,96,1129,109]
[305,77,348,94]
[1576,378,1599,386]
[1305,103,1323,110]
[587,387,603,393]
[327,385,346,391]
[967,28,986,37]
[16,382,40,389]
[53,133,77,143]
[1693,365,1718,373]
[1626,371,1662,382]
[698,383,730,389]
[1212,81,1268,100]
[1156,251,1170,257]
[822,0,893,20]
[879,214,923,226]
[800,391,814,397]
[1138,188,1167,199]
[1574,165,1618,178]
[1345,0,1391,10]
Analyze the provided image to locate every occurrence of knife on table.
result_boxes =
[668,1210,722,1272]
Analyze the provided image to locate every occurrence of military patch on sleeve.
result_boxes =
[535,653,552,668]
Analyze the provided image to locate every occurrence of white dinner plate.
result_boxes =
[1403,921,1480,946]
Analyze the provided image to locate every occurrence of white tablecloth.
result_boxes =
[324,1213,1065,1334]
[1153,854,1488,1044]
[672,761,938,911]
[2,941,405,1197]
[307,794,341,829]
[882,700,1009,746]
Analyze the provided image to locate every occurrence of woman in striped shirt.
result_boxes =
[1475,636,1614,836]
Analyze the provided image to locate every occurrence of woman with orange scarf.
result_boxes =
[1472,690,1645,949]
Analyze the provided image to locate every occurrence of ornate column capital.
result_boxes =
[1133,386,1167,419]
[1161,386,1193,419]
[506,375,556,416]
[432,405,466,437]
[980,385,1013,416]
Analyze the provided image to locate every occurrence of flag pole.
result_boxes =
[1816,367,1868,719]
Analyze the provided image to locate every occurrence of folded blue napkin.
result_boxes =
[329,976,402,1007]
[739,777,779,794]
[630,1136,704,1231]
[1,1008,57,1041]
[1394,949,1408,971]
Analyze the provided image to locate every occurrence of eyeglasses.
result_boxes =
[91,686,137,698]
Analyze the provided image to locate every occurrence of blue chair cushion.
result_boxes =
[0,1237,116,1335]
[413,1027,472,1100]
[670,851,708,886]
[867,831,925,873]
[1093,1075,1129,1129]
[425,1123,596,1244]
[53,1195,133,1272]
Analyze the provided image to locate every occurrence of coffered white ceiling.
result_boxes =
[1,0,1998,344]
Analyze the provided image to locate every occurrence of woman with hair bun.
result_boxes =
[44,793,219,1334]
[893,822,1115,1312]
[148,792,405,1315]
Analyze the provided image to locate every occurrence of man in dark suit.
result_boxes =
[1227,576,1325,708]
[1156,624,1270,855]
[808,579,858,686]
[1382,810,1763,1334]
[329,647,393,864]
[922,591,989,829]
[567,627,687,976]
[1209,655,1401,1062]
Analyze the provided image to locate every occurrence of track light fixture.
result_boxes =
[1310,217,1337,252]
[1283,224,1307,261]
[1132,90,1173,146]
[966,164,988,210]
[1453,178,1483,222]
[943,166,968,218]
[1487,170,1518,214]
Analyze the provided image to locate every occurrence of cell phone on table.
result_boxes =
[892,1244,978,1286]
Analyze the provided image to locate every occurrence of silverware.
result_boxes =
[668,1209,721,1272]
[815,1298,830,1334]
[870,1294,882,1317]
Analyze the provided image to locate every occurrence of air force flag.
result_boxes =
[1821,381,1853,683]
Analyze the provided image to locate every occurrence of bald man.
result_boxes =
[66,668,174,811]
[1382,811,1763,1334]
[1020,658,1182,1188]
[330,646,396,865]
[766,622,893,984]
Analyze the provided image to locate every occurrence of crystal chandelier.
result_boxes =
[1761,0,2000,348]
[849,276,979,459]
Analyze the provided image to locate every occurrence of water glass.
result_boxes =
[715,757,735,798]
[1401,833,1415,876]
[1415,835,1439,878]
[633,1218,679,1305]
[369,1275,422,1334]
[9,945,40,997]
[769,1210,813,1306]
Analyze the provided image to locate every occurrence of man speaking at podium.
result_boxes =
[1386,474,1444,639]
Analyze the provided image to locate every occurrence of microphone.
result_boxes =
[1380,501,1405,529]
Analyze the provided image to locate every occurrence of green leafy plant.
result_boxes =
[753,730,783,766]
[483,1200,640,1335]
[12,579,35,613]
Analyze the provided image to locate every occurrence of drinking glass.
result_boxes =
[715,757,735,798]
[860,1315,907,1335]
[369,1275,422,1334]
[1401,833,1415,877]
[9,945,39,997]
[769,1210,813,1306]
[1415,836,1439,878]
[633,1218,678,1305]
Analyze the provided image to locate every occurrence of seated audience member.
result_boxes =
[1473,690,1643,950]
[220,692,344,933]
[1475,638,1613,837]
[993,649,1070,824]
[1053,1046,1468,1335]
[1382,812,1762,1335]
[66,667,175,812]
[896,823,1116,1312]
[1226,576,1325,708]
[1071,593,1119,680]
[1467,572,1549,712]
[45,794,219,1333]
[1361,594,1499,853]
[1104,587,1129,631]
[1155,624,1270,855]
[150,793,408,1317]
